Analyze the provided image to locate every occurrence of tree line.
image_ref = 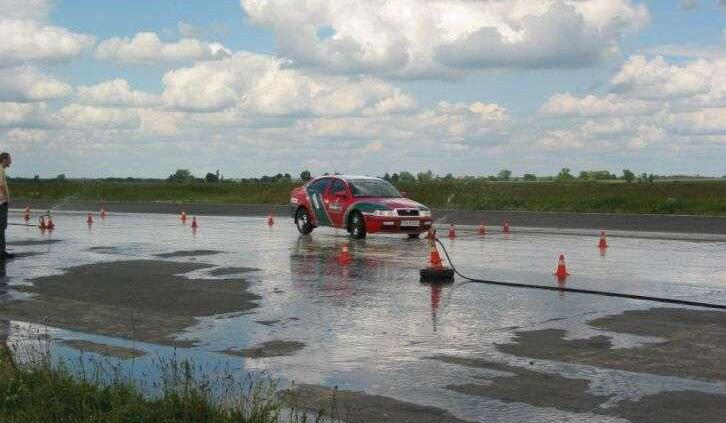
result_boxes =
[11,168,723,184]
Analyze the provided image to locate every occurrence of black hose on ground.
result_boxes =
[433,238,726,310]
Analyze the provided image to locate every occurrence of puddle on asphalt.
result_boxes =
[0,210,725,422]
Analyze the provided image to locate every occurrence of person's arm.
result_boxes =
[0,168,7,204]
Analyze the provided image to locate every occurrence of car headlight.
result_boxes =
[419,209,431,217]
[373,209,396,217]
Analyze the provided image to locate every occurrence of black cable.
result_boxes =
[434,238,726,310]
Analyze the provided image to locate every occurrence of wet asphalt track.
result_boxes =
[1,208,725,422]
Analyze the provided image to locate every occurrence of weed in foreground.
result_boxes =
[0,338,341,423]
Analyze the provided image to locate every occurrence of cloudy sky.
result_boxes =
[1,0,724,178]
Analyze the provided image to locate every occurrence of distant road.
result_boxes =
[12,200,726,235]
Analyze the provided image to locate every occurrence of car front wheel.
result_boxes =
[295,207,314,235]
[349,212,367,239]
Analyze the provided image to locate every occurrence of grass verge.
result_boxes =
[10,179,726,215]
[0,342,335,422]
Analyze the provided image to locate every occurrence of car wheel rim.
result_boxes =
[297,211,307,229]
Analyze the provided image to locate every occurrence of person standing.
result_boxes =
[0,152,14,259]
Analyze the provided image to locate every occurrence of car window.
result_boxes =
[349,179,401,198]
[330,179,347,194]
[308,178,330,194]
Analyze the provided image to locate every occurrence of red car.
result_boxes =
[290,175,433,239]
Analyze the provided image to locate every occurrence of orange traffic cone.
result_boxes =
[338,243,351,265]
[86,213,93,224]
[267,212,274,226]
[428,239,444,268]
[420,236,454,282]
[448,224,456,239]
[181,211,187,223]
[100,207,107,219]
[23,205,30,221]
[191,216,198,229]
[503,220,511,234]
[478,222,486,235]
[598,230,608,249]
[553,254,570,279]
[46,216,55,230]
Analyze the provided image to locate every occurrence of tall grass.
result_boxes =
[0,340,337,422]
[10,179,726,214]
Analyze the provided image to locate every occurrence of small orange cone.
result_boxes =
[503,220,511,234]
[191,216,198,229]
[47,216,55,230]
[429,241,444,268]
[86,213,93,224]
[338,243,351,265]
[478,222,486,235]
[554,254,570,279]
[100,207,107,219]
[23,205,30,221]
[267,212,274,226]
[448,224,456,239]
[419,234,454,283]
[181,211,187,223]
[598,230,608,249]
[420,233,454,282]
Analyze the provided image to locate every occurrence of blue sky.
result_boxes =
[1,0,724,178]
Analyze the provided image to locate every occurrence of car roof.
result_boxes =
[314,175,381,182]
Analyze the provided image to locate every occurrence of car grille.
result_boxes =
[397,209,419,216]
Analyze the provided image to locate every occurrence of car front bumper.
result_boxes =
[363,215,433,234]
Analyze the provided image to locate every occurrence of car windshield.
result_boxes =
[349,179,401,198]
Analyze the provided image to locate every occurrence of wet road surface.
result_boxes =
[1,209,725,422]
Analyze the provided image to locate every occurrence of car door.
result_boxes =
[306,177,332,227]
[324,178,349,228]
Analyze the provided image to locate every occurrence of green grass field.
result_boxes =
[10,179,726,215]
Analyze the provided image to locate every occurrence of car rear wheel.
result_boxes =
[295,207,314,235]
[349,212,367,239]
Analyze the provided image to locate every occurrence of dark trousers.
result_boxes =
[0,203,7,253]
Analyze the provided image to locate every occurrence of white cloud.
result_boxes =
[55,104,141,129]
[161,52,416,115]
[0,66,71,102]
[0,18,95,66]
[667,108,726,135]
[611,55,713,99]
[76,79,158,107]
[0,102,45,126]
[0,0,52,21]
[177,21,203,39]
[534,54,726,155]
[241,0,649,77]
[5,127,48,143]
[540,93,658,117]
[95,32,231,64]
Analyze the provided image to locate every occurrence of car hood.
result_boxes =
[372,197,428,210]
